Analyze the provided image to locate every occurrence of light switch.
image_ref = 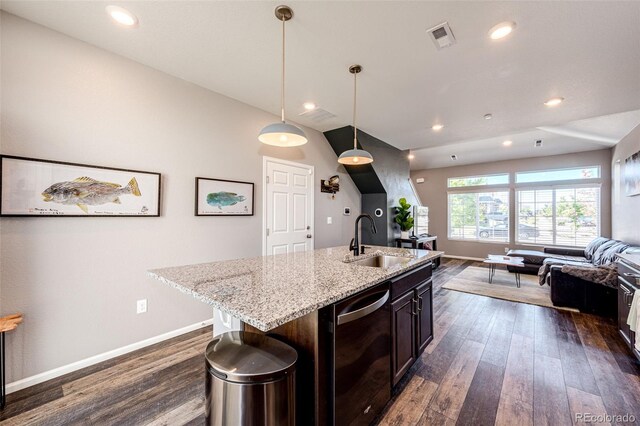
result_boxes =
[327,217,333,224]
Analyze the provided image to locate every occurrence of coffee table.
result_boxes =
[483,255,525,288]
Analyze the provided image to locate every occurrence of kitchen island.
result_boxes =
[149,246,443,425]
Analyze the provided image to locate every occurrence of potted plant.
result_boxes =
[394,197,414,239]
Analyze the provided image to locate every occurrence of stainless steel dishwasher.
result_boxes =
[327,282,391,426]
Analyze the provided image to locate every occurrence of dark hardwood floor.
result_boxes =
[2,258,639,425]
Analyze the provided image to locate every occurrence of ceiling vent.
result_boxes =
[427,22,456,50]
[298,108,336,123]
[450,154,458,161]
[535,139,543,147]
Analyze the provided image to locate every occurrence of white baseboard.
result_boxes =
[443,254,484,261]
[6,318,214,395]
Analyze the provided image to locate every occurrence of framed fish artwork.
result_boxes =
[195,177,254,216]
[0,155,161,217]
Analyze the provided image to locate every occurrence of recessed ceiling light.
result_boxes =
[303,102,317,111]
[432,124,444,131]
[106,5,138,27]
[489,21,516,40]
[503,140,513,146]
[484,113,493,120]
[544,97,565,107]
[408,153,415,160]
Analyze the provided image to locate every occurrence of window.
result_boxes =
[448,173,509,188]
[516,166,600,183]
[516,186,600,246]
[448,191,509,242]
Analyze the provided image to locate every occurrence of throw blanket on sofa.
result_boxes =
[537,258,590,285]
[560,263,618,288]
[538,262,617,287]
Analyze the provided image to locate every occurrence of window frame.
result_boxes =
[515,183,601,247]
[515,165,601,184]
[447,188,511,244]
[447,173,510,188]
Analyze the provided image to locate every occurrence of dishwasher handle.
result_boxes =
[337,290,389,325]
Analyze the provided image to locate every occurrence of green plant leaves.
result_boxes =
[394,197,413,231]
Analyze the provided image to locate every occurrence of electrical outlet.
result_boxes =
[136,299,147,314]
[327,216,332,224]
[504,247,510,254]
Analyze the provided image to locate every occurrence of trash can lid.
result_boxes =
[205,331,297,383]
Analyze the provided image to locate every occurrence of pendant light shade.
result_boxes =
[338,65,373,165]
[259,122,307,147]
[338,148,373,165]
[259,5,307,147]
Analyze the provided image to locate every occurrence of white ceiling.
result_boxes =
[2,1,640,168]
[410,109,640,169]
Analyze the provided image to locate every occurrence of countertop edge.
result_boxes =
[149,249,443,332]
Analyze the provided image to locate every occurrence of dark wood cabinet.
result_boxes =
[390,263,433,386]
[391,291,417,385]
[416,280,433,353]
[619,277,635,346]
[617,257,640,362]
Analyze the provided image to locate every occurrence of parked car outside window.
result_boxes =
[478,223,540,239]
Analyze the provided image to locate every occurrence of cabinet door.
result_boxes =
[391,291,416,385]
[618,278,634,346]
[416,280,433,354]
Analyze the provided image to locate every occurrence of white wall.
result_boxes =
[611,124,640,244]
[0,12,360,383]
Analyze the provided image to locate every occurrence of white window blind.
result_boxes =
[516,186,600,247]
[448,191,509,242]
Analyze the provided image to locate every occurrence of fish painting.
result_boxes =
[207,192,246,210]
[41,176,141,213]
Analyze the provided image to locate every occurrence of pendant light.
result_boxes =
[258,5,308,147]
[338,65,373,165]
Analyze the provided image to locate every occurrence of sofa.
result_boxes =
[507,237,639,316]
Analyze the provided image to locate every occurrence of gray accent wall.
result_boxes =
[611,124,640,244]
[324,126,417,246]
[411,149,612,259]
[0,12,360,384]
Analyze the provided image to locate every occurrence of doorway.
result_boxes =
[262,156,315,255]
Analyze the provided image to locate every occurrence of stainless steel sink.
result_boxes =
[350,255,413,268]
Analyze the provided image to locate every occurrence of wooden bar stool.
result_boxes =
[0,314,22,410]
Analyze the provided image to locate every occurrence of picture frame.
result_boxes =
[624,150,640,197]
[195,177,254,216]
[0,155,161,217]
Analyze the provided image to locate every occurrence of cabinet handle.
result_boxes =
[418,296,423,312]
[624,272,640,278]
[625,292,634,308]
[411,298,418,316]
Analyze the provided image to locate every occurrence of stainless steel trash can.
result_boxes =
[205,331,297,426]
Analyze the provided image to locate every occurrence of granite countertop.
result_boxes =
[148,246,443,332]
[618,251,640,269]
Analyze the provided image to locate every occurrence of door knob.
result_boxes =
[307,234,312,238]
[307,225,311,230]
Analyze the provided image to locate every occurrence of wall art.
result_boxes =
[195,177,254,216]
[625,150,640,196]
[0,155,161,216]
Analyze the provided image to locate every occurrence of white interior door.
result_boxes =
[264,157,314,255]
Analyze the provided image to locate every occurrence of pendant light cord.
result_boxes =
[353,70,357,149]
[281,16,286,123]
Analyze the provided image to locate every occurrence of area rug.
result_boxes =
[442,265,578,311]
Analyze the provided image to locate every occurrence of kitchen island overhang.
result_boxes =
[148,245,443,332]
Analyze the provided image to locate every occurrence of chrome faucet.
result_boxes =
[350,214,378,256]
